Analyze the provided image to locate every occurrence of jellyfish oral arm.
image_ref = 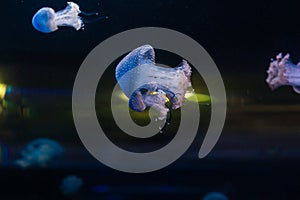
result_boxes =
[129,84,171,120]
[266,53,300,94]
[54,2,83,30]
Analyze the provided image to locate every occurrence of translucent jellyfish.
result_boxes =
[60,175,83,195]
[202,192,229,200]
[15,138,64,168]
[32,2,108,33]
[115,44,192,120]
[266,53,300,94]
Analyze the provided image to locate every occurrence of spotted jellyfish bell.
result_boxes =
[32,2,108,33]
[115,44,192,120]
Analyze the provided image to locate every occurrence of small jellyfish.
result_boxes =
[115,44,192,120]
[60,175,83,195]
[266,53,300,94]
[32,2,108,33]
[202,192,229,200]
[15,138,64,168]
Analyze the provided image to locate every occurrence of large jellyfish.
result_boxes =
[266,53,300,94]
[32,2,108,33]
[115,44,192,120]
[15,138,64,168]
[60,175,83,195]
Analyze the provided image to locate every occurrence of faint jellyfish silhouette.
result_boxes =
[202,192,229,200]
[115,44,192,120]
[0,143,10,165]
[15,138,64,168]
[32,2,108,33]
[60,175,83,195]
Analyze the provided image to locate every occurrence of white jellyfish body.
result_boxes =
[32,2,107,33]
[15,138,64,168]
[115,45,192,120]
[32,2,82,33]
[60,175,83,195]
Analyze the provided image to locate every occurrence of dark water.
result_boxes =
[1,0,300,199]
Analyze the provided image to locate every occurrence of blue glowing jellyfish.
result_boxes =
[15,138,64,168]
[203,192,229,200]
[115,44,192,120]
[60,175,83,195]
[32,2,108,33]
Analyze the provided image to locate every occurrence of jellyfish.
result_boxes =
[202,192,229,200]
[15,138,64,168]
[60,175,83,195]
[266,53,300,94]
[115,44,192,120]
[32,2,108,33]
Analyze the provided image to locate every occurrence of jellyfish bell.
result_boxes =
[202,192,229,200]
[32,2,108,33]
[60,175,83,195]
[31,7,58,33]
[15,138,64,168]
[115,44,192,120]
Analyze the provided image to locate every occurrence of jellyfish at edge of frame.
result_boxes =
[15,138,64,168]
[32,2,108,33]
[266,53,300,94]
[202,192,229,200]
[60,175,83,195]
[115,44,192,120]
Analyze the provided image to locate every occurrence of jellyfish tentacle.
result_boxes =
[80,11,99,16]
[175,59,192,82]
[82,16,109,23]
[129,83,175,120]
[266,53,300,94]
[129,90,146,112]
[129,83,175,110]
[54,2,83,30]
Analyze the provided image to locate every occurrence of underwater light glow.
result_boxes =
[118,90,210,103]
[0,83,7,99]
[118,91,129,101]
[185,92,210,103]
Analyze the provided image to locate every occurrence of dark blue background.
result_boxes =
[1,0,300,199]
